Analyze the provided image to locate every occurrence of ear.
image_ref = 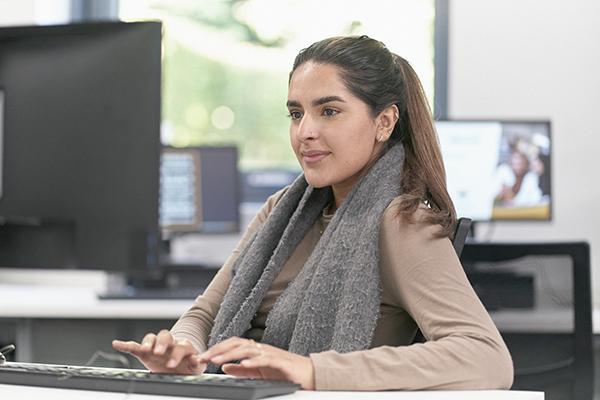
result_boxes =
[376,104,399,142]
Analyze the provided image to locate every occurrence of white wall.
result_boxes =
[449,0,600,304]
[0,0,36,25]
[0,0,69,26]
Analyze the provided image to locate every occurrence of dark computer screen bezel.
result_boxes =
[0,87,4,201]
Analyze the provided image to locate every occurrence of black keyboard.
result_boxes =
[0,362,300,400]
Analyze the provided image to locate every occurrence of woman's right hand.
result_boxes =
[112,330,206,374]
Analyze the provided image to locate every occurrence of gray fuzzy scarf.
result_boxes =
[206,144,404,370]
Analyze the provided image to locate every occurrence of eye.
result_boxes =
[322,108,339,117]
[287,110,303,120]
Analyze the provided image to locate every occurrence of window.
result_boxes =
[0,0,70,26]
[120,0,436,170]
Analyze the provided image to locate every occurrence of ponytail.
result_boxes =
[393,56,457,237]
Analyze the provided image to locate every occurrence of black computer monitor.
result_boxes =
[436,120,551,222]
[0,89,4,200]
[160,146,240,235]
[0,22,162,272]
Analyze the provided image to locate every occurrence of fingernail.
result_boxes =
[241,359,251,366]
[167,359,177,368]
[142,342,151,348]
[154,345,164,354]
[212,355,223,362]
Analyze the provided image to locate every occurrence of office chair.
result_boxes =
[410,217,472,344]
[451,217,472,257]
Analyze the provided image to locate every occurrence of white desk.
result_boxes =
[0,284,192,319]
[0,384,544,399]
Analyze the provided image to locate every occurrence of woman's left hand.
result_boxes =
[197,337,315,390]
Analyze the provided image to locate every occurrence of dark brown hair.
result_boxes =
[290,35,457,237]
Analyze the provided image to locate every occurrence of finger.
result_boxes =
[112,339,137,353]
[112,339,131,353]
[240,354,274,368]
[140,333,157,352]
[185,355,207,374]
[166,340,196,369]
[186,354,199,369]
[221,363,262,378]
[154,330,173,355]
[198,337,246,362]
[210,343,261,365]
[112,340,144,357]
[241,349,292,373]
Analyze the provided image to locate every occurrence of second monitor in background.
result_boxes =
[160,146,240,235]
[436,120,551,222]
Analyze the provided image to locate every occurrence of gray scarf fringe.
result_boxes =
[206,144,405,371]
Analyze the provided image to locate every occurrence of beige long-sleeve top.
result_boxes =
[171,188,514,391]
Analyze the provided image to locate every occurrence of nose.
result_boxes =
[296,113,318,141]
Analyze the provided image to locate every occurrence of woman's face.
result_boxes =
[287,62,384,190]
[510,151,529,176]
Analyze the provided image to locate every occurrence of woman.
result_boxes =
[113,35,513,391]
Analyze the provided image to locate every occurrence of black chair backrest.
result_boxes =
[452,217,472,257]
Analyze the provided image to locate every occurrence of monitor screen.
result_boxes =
[240,169,299,204]
[160,146,240,234]
[0,22,162,271]
[436,120,551,221]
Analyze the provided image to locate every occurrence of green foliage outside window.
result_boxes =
[120,0,435,170]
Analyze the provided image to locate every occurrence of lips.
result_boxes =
[301,150,330,164]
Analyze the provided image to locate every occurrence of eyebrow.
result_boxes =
[286,95,346,109]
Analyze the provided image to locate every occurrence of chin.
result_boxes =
[303,172,332,188]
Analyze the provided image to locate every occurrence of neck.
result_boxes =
[330,185,348,212]
[331,144,386,210]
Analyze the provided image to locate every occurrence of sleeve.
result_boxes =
[170,188,288,352]
[309,204,514,391]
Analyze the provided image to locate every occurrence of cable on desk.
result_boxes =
[0,344,16,365]
[84,350,131,369]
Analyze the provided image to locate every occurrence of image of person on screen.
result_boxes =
[494,149,543,207]
[113,36,513,391]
